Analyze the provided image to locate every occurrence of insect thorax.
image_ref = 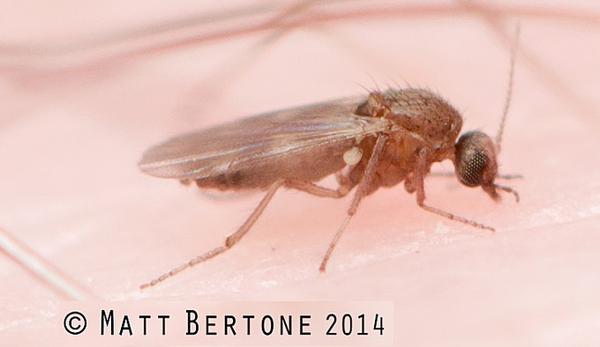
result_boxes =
[385,88,463,146]
[347,88,464,194]
[356,88,463,145]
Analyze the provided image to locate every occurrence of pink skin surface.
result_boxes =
[1,1,600,345]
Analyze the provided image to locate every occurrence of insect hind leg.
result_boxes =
[140,179,285,290]
[284,179,352,198]
[140,177,354,289]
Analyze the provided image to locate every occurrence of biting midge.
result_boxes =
[138,27,521,289]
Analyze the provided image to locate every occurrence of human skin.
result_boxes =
[1,1,600,345]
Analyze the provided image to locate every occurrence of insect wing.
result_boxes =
[139,97,388,180]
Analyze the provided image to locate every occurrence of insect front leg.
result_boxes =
[414,148,496,231]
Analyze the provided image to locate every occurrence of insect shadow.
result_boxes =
[138,26,522,290]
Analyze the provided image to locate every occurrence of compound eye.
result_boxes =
[458,150,488,186]
[454,131,497,187]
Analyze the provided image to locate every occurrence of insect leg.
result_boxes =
[493,183,520,202]
[284,179,352,198]
[415,148,496,231]
[140,179,284,290]
[319,134,389,272]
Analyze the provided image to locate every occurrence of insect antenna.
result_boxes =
[495,22,520,153]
